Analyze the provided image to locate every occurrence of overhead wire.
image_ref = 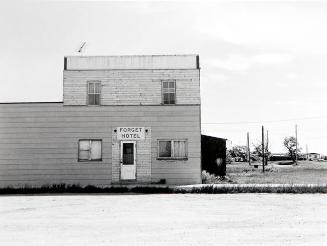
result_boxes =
[202,115,327,125]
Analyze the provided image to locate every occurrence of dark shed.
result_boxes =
[201,135,227,176]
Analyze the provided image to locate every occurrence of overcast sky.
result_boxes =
[0,0,326,154]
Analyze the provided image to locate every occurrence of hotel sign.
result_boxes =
[117,127,145,140]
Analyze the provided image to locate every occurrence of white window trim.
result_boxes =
[161,80,176,105]
[157,139,188,160]
[87,81,101,106]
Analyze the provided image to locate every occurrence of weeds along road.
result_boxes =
[0,194,326,246]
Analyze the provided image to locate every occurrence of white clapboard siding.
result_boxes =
[63,69,200,105]
[0,103,201,187]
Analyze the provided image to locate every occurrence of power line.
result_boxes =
[202,115,327,125]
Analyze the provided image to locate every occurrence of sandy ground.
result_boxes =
[0,194,326,246]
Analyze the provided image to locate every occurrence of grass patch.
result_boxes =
[227,160,327,184]
[0,183,326,194]
[129,186,173,194]
[178,184,327,194]
[0,184,174,195]
[0,184,128,195]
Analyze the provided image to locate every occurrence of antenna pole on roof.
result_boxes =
[77,42,86,55]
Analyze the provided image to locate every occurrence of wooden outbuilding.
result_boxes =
[201,135,227,176]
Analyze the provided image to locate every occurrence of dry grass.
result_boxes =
[1,183,326,194]
[181,184,327,193]
[227,160,327,184]
[0,184,173,195]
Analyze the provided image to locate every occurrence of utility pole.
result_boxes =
[295,124,298,165]
[247,132,251,166]
[266,130,269,166]
[262,126,265,173]
[306,144,308,160]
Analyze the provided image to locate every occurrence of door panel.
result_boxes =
[120,141,136,180]
[123,143,134,164]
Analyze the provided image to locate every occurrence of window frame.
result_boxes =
[161,80,176,105]
[157,139,188,160]
[78,139,103,162]
[87,81,101,106]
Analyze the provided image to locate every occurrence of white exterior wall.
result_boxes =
[0,55,202,187]
[0,104,201,187]
[63,69,200,105]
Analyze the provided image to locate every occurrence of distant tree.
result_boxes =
[252,141,271,164]
[226,150,233,164]
[252,143,263,157]
[229,145,248,160]
[283,136,301,162]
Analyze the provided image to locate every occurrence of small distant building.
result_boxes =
[308,153,321,161]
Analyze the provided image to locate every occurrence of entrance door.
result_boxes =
[120,141,136,180]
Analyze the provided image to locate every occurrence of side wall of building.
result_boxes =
[0,103,201,188]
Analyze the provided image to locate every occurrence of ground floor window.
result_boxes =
[158,139,187,159]
[78,139,102,161]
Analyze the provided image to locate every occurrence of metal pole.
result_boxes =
[262,126,265,173]
[266,130,269,166]
[295,124,298,165]
[247,132,251,166]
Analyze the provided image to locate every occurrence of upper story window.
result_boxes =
[162,80,176,105]
[88,81,101,105]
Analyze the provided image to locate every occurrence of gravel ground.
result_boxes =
[0,194,326,246]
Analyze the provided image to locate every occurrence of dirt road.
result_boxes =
[0,194,326,245]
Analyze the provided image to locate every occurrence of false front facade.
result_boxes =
[0,55,201,187]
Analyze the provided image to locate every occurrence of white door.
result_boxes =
[120,141,136,180]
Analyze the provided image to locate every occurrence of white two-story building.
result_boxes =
[0,55,201,187]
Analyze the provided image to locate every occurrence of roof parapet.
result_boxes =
[64,55,199,70]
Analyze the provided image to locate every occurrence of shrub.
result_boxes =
[201,171,233,184]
